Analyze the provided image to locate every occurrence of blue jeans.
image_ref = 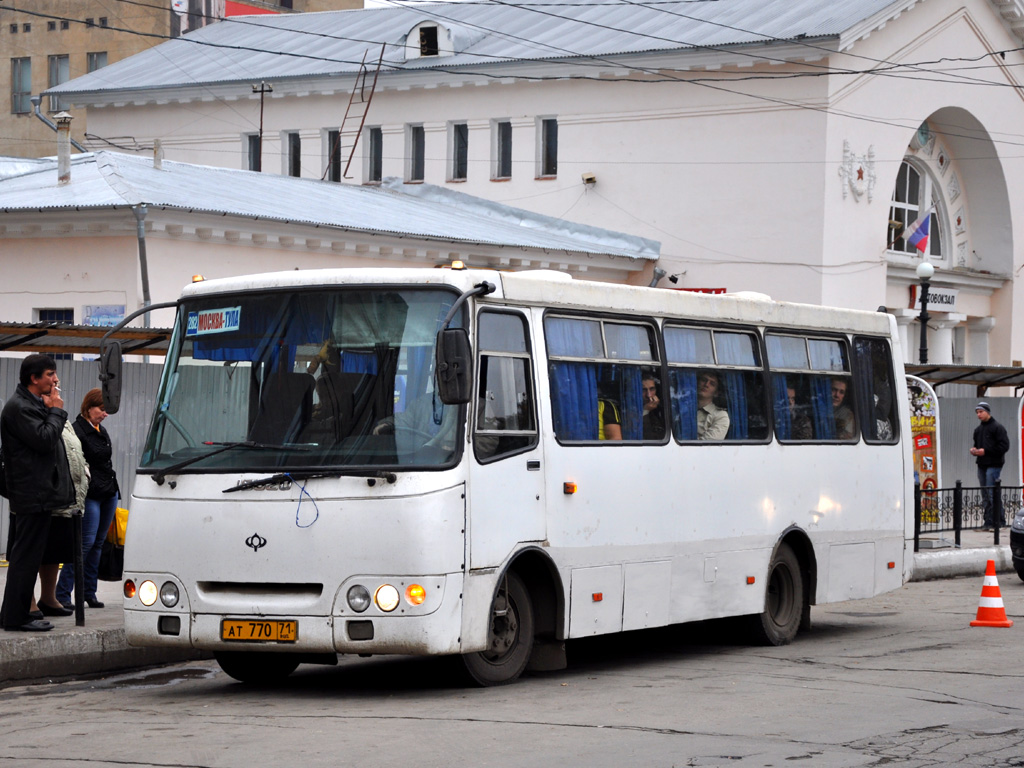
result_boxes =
[977,466,1003,528]
[56,494,118,603]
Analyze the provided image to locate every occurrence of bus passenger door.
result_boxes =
[468,309,546,568]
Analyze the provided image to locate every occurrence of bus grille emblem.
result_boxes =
[246,532,267,552]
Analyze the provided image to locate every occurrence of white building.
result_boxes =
[42,0,1024,366]
[0,150,656,328]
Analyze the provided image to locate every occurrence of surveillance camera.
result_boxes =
[581,173,596,185]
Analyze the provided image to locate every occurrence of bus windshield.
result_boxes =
[140,287,463,473]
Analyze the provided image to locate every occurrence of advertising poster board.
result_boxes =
[907,375,939,523]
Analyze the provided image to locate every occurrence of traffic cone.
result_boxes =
[970,560,1013,628]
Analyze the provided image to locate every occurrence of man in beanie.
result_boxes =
[970,402,1010,530]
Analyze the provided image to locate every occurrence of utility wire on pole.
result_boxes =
[251,81,272,172]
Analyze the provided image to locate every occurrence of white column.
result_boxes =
[967,317,996,365]
[928,314,967,365]
[891,309,917,364]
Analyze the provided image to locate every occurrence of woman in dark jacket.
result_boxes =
[56,389,120,609]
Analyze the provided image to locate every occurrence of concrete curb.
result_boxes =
[910,546,1015,582]
[0,627,209,684]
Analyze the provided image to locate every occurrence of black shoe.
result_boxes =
[60,602,75,612]
[38,601,73,617]
[85,599,104,609]
[29,610,44,621]
[4,619,54,632]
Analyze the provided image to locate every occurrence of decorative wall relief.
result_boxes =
[947,173,960,202]
[839,140,877,202]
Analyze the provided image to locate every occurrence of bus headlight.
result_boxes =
[375,584,400,612]
[139,580,158,606]
[159,581,179,608]
[347,585,371,613]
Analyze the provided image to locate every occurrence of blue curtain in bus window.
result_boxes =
[669,369,698,440]
[721,372,748,439]
[341,351,378,375]
[617,366,643,440]
[809,376,835,439]
[550,361,598,440]
[772,374,791,439]
[853,338,886,441]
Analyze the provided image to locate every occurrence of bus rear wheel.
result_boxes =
[462,571,534,686]
[748,542,804,646]
[214,651,300,684]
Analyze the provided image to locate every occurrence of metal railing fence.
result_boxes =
[914,480,1022,551]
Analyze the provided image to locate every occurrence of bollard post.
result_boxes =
[953,481,962,549]
[73,511,85,627]
[914,481,921,552]
[994,479,1002,546]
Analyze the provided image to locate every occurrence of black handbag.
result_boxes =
[97,538,124,581]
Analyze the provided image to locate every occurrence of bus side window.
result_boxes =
[768,334,855,442]
[665,326,768,442]
[475,311,538,462]
[853,337,898,443]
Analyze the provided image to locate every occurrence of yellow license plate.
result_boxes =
[221,619,297,643]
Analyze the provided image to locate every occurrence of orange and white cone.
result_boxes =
[970,559,1013,628]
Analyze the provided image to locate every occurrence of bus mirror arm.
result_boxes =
[98,300,178,415]
[435,282,495,405]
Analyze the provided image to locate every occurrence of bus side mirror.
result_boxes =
[435,328,472,405]
[99,341,123,414]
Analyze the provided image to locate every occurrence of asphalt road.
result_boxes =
[1,574,1022,768]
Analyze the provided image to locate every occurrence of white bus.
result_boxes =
[104,267,911,685]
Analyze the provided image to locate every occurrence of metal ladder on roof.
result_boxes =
[323,45,385,181]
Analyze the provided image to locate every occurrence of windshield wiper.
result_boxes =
[223,469,398,493]
[152,441,310,485]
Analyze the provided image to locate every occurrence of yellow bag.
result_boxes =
[105,507,129,547]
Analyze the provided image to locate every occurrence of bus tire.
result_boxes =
[462,571,534,686]
[214,651,300,684]
[749,542,804,646]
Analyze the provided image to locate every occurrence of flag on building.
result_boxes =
[903,209,932,253]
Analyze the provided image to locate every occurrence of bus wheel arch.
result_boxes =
[748,530,816,646]
[461,548,564,686]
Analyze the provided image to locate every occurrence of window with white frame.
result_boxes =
[11,58,31,114]
[365,126,383,184]
[407,124,424,182]
[449,121,468,181]
[325,129,341,182]
[888,160,943,260]
[246,133,261,172]
[537,117,557,178]
[492,120,512,180]
[285,131,301,177]
[87,51,107,73]
[47,54,69,112]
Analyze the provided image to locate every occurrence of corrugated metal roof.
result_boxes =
[0,151,658,260]
[50,0,908,95]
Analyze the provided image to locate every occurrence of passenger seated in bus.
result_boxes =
[598,399,622,440]
[831,378,856,440]
[642,373,665,441]
[786,385,813,440]
[696,369,729,440]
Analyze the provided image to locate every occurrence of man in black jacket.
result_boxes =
[0,354,74,631]
[970,401,1011,530]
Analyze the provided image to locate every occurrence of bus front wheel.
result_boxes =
[462,571,534,686]
[214,651,300,684]
[749,542,804,646]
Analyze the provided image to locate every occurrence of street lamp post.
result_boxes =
[916,260,935,364]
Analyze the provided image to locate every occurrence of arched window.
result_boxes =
[888,160,943,260]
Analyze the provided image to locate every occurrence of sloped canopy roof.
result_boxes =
[906,364,1024,395]
[0,322,170,357]
[0,151,658,262]
[49,0,928,96]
